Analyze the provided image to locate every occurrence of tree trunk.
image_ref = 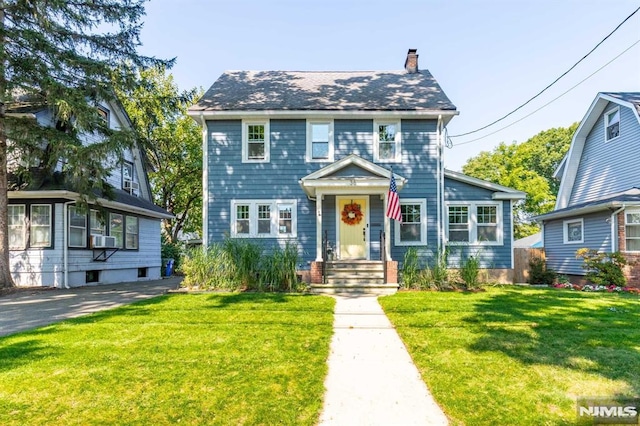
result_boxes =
[0,3,15,289]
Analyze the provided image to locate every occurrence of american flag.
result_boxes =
[386,174,402,222]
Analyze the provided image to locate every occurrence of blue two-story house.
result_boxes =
[537,92,640,285]
[188,50,525,288]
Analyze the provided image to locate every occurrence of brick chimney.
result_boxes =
[404,49,418,74]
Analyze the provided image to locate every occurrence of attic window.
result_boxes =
[605,107,620,141]
[97,106,109,128]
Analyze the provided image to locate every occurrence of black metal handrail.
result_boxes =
[380,230,387,283]
[322,230,328,284]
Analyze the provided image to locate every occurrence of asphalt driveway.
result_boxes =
[0,277,182,337]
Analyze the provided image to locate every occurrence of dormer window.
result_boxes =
[242,121,270,163]
[374,121,401,162]
[605,107,620,141]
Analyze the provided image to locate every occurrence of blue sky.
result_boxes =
[139,0,640,171]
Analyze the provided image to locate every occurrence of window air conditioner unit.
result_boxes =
[124,180,139,195]
[92,235,117,249]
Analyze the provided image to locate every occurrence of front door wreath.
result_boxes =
[341,201,363,225]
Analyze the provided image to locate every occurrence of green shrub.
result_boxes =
[528,257,556,285]
[460,255,481,289]
[181,245,237,290]
[161,235,183,271]
[576,248,627,286]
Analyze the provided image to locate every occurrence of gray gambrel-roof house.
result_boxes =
[189,49,525,290]
[537,92,640,285]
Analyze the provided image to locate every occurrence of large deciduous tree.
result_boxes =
[461,123,578,239]
[118,67,202,244]
[0,0,170,288]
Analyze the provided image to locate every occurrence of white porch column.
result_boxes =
[384,191,392,261]
[315,191,324,261]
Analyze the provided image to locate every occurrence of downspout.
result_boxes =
[437,115,444,252]
[611,205,625,252]
[199,112,208,248]
[62,200,74,289]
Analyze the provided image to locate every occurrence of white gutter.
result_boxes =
[62,201,74,289]
[9,190,173,220]
[611,205,626,252]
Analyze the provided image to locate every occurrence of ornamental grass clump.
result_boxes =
[460,255,481,289]
[181,245,237,290]
[260,241,301,292]
[223,238,263,288]
[401,247,421,289]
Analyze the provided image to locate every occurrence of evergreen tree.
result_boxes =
[0,0,170,288]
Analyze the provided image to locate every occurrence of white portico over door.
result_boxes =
[298,154,406,262]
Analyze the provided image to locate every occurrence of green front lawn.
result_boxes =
[0,293,335,425]
[380,287,640,425]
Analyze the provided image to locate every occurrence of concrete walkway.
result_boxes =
[319,294,449,426]
[0,277,181,337]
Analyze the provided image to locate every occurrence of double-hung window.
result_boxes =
[231,200,297,238]
[9,205,26,249]
[476,206,498,243]
[69,206,87,248]
[447,202,503,245]
[395,199,427,246]
[374,121,401,162]
[625,211,640,252]
[109,213,124,248]
[563,219,583,244]
[306,121,334,162]
[90,210,106,236]
[605,107,620,141]
[242,121,270,163]
[126,216,139,249]
[448,206,470,243]
[30,205,52,247]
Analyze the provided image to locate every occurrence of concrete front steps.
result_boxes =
[309,260,399,295]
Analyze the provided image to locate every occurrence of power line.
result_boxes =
[449,5,640,139]
[449,39,640,147]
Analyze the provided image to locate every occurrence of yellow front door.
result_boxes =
[338,197,368,260]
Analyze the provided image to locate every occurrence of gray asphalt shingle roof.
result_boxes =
[602,92,640,115]
[190,70,457,112]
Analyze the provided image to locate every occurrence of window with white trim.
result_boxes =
[448,206,469,243]
[476,205,498,243]
[395,199,427,246]
[242,121,270,162]
[374,121,401,162]
[125,216,138,249]
[306,121,334,162]
[109,213,124,248]
[605,107,620,141]
[122,161,133,189]
[563,219,584,244]
[447,202,503,245]
[9,205,26,249]
[30,204,52,247]
[68,206,87,248]
[231,200,297,238]
[625,211,640,252]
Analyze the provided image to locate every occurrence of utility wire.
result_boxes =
[449,5,640,138]
[449,39,640,147]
